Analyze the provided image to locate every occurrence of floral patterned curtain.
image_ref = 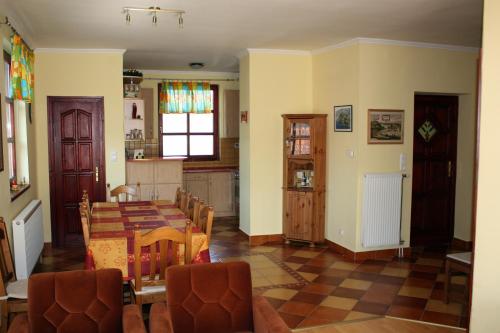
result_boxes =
[10,34,34,102]
[159,81,212,113]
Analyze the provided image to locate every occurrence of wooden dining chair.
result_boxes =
[187,196,201,227]
[79,204,91,248]
[180,191,191,216]
[174,187,182,208]
[0,218,28,333]
[82,190,91,216]
[199,205,215,246]
[107,183,141,202]
[131,222,192,308]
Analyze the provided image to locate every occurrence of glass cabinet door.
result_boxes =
[286,120,311,157]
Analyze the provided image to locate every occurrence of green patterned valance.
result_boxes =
[159,81,212,114]
[11,34,34,102]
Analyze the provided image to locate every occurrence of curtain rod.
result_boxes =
[0,17,33,52]
[143,77,238,82]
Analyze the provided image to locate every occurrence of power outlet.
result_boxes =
[338,228,345,237]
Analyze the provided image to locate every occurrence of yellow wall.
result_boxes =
[139,71,239,139]
[312,45,360,250]
[470,0,500,330]
[355,44,477,251]
[242,52,313,235]
[239,55,251,234]
[34,50,124,241]
[243,45,476,246]
[0,24,37,246]
[311,43,477,252]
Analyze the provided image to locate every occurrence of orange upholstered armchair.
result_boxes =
[149,262,291,333]
[7,269,146,333]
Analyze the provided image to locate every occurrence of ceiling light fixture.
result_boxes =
[125,10,131,24]
[123,5,185,28]
[189,63,204,70]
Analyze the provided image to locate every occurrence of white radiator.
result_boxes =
[362,173,403,248]
[13,200,44,279]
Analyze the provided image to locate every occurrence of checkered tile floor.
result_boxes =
[35,218,469,330]
[209,219,469,329]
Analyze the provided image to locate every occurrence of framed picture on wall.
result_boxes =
[368,109,404,144]
[334,105,353,132]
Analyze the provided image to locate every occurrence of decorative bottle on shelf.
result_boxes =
[132,102,137,119]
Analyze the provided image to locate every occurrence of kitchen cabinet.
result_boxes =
[126,159,183,201]
[184,171,236,217]
[208,172,234,216]
[282,114,327,245]
[224,90,240,138]
[184,173,209,203]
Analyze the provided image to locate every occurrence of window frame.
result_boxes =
[158,84,219,161]
[4,51,16,182]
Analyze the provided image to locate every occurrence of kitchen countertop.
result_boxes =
[183,165,239,173]
[126,156,187,162]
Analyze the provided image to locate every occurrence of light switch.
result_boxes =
[345,149,354,158]
[111,151,117,162]
[400,153,407,171]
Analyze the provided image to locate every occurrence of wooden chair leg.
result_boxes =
[444,259,451,304]
[0,300,8,333]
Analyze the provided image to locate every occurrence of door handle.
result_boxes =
[448,161,452,178]
[95,166,99,182]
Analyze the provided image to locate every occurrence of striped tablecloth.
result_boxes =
[85,200,210,280]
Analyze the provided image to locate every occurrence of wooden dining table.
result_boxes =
[84,200,211,280]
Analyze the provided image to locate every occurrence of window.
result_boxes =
[159,84,219,160]
[4,50,30,200]
[4,51,16,181]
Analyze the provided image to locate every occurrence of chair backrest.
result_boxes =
[166,262,253,333]
[175,187,182,208]
[0,218,16,297]
[81,190,89,203]
[107,183,141,202]
[79,204,91,247]
[199,205,214,245]
[180,191,191,215]
[187,197,201,226]
[133,222,192,293]
[82,190,91,216]
[27,269,123,333]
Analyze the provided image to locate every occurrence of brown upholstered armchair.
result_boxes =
[149,262,291,333]
[7,269,146,333]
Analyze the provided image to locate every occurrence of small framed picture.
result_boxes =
[334,105,353,132]
[368,109,404,144]
[240,111,248,124]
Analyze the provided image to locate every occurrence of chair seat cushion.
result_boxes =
[6,279,28,299]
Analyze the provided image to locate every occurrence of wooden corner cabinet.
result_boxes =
[282,114,327,246]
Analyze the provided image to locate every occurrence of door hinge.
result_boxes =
[448,161,452,178]
[95,166,99,182]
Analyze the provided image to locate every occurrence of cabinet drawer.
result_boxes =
[183,172,209,181]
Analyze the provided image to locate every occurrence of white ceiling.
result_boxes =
[1,0,483,72]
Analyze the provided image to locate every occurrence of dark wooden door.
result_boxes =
[48,97,106,247]
[411,95,458,247]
